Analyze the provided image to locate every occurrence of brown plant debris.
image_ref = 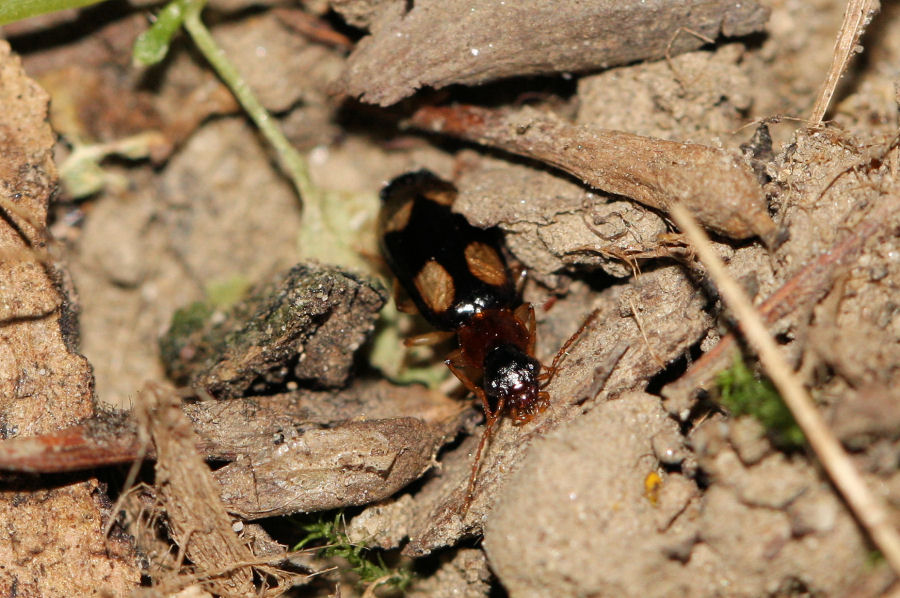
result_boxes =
[453,158,670,282]
[0,379,463,518]
[410,104,778,244]
[215,416,447,519]
[0,410,140,473]
[340,0,769,105]
[138,383,305,597]
[160,263,387,397]
[188,381,463,518]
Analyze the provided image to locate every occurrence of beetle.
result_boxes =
[379,169,583,506]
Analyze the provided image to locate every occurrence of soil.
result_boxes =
[1,0,899,596]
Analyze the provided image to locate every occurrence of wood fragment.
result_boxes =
[670,201,900,581]
[0,413,139,473]
[341,0,769,105]
[215,417,445,519]
[0,381,462,517]
[159,263,387,397]
[410,104,777,243]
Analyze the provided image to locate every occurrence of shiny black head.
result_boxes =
[483,343,546,422]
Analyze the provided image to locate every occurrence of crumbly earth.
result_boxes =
[3,0,900,596]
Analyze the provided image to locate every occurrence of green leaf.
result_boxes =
[132,0,190,66]
[0,0,109,27]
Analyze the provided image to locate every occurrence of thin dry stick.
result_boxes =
[810,0,880,123]
[670,202,900,576]
[361,574,394,598]
[628,297,664,369]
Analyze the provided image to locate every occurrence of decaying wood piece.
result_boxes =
[160,263,387,397]
[192,382,461,518]
[0,40,139,596]
[0,411,140,473]
[190,382,463,519]
[410,105,778,244]
[340,0,769,105]
[453,159,670,281]
[0,381,463,517]
[215,417,447,519]
[183,379,463,459]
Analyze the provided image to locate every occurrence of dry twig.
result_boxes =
[661,199,894,410]
[670,202,900,577]
[810,0,880,123]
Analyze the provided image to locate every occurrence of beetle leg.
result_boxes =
[445,352,482,395]
[540,308,600,388]
[404,330,456,347]
[513,303,537,354]
[463,391,503,511]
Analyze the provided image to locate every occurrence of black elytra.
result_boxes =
[378,170,516,330]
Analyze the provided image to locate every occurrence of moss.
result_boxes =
[293,512,414,591]
[205,276,252,310]
[716,353,804,449]
[158,301,215,382]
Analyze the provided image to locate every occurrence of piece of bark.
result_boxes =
[340,0,769,105]
[410,105,778,244]
[215,416,448,519]
[0,380,462,470]
[185,383,462,519]
[0,41,139,596]
[0,380,465,520]
[184,379,464,460]
[454,159,668,280]
[160,263,387,397]
[0,411,140,473]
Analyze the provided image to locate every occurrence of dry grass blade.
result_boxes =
[670,202,900,577]
[810,0,880,123]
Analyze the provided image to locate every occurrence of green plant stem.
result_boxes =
[180,0,322,228]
